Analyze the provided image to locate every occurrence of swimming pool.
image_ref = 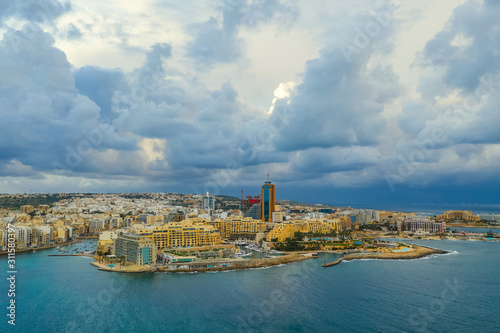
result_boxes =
[393,248,411,252]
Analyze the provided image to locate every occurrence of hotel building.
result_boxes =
[400,218,446,234]
[436,210,480,222]
[210,217,267,243]
[266,219,341,242]
[138,218,222,250]
[114,234,157,265]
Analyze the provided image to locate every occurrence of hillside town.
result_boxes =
[1,181,499,272]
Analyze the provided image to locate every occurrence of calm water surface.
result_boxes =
[1,239,499,333]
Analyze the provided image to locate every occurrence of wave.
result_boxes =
[342,251,454,263]
[440,250,459,256]
[246,264,285,271]
[159,263,288,275]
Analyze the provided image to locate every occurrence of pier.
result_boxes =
[323,257,344,267]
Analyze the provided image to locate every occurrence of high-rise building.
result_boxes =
[114,234,157,265]
[261,174,276,222]
[202,192,215,210]
[244,203,261,220]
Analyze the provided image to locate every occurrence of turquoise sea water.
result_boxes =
[1,239,500,333]
[330,203,500,216]
[449,227,499,234]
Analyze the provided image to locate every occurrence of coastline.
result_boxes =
[322,244,449,267]
[90,253,316,274]
[0,239,82,256]
[376,234,500,241]
[343,245,448,261]
[89,243,452,274]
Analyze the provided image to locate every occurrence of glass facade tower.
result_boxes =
[261,176,275,222]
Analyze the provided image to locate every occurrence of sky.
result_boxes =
[0,0,499,204]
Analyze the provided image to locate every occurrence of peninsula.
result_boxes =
[1,191,498,275]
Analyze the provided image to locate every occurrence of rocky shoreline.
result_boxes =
[90,253,316,274]
[91,244,450,274]
[343,245,449,261]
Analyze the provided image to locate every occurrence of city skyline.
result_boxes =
[1,0,500,204]
[2,2,500,333]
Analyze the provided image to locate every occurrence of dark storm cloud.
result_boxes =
[291,147,383,174]
[74,66,127,122]
[0,25,136,177]
[2,0,499,201]
[272,44,400,152]
[407,0,500,148]
[422,1,500,92]
[186,0,297,67]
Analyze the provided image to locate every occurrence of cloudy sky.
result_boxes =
[0,0,499,204]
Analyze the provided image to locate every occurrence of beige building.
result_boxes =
[20,205,35,214]
[139,218,222,250]
[98,231,119,253]
[56,226,72,243]
[31,226,53,247]
[38,205,50,214]
[272,212,285,223]
[436,210,480,222]
[266,218,341,243]
[211,217,267,243]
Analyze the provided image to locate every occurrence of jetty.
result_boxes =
[323,257,344,267]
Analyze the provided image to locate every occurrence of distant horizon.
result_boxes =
[2,191,499,213]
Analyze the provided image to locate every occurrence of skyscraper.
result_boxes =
[202,192,215,210]
[261,174,275,222]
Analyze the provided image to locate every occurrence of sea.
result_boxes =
[328,203,500,216]
[1,238,500,333]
